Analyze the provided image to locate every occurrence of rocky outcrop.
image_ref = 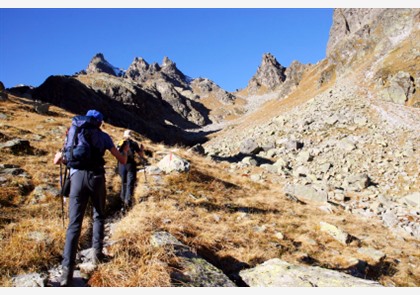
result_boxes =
[247,53,286,93]
[125,57,163,84]
[239,258,383,287]
[327,8,419,64]
[124,56,212,127]
[126,56,190,89]
[161,56,191,88]
[243,54,308,109]
[376,70,418,106]
[278,60,309,97]
[151,231,236,287]
[190,78,236,105]
[152,80,209,127]
[326,9,386,58]
[326,8,420,107]
[86,53,124,77]
[30,74,205,145]
[0,81,8,101]
[156,153,191,173]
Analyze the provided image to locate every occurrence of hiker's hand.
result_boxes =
[122,142,129,153]
[54,151,63,165]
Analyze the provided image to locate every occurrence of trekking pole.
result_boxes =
[141,158,147,184]
[143,163,147,184]
[59,162,65,228]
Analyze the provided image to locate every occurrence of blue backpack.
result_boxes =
[63,115,104,170]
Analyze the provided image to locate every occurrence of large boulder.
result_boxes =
[157,153,190,173]
[239,258,383,287]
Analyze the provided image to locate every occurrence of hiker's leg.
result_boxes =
[89,172,106,253]
[62,171,89,272]
[118,164,127,204]
[126,165,136,207]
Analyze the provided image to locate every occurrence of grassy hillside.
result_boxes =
[0,94,419,287]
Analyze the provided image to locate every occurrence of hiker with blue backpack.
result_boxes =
[53,109,129,287]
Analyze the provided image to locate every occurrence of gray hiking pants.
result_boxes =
[118,163,137,207]
[61,170,106,269]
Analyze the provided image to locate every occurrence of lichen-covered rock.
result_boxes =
[239,258,383,287]
[157,153,190,173]
[151,231,236,287]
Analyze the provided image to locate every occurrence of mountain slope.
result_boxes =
[1,91,419,287]
[202,8,420,241]
[0,8,419,287]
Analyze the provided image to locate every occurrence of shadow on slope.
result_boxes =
[29,75,215,146]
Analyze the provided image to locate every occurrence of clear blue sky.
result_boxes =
[1,1,417,92]
[0,8,336,92]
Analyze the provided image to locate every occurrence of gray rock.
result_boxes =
[239,258,382,287]
[285,184,328,203]
[401,192,420,208]
[320,221,351,245]
[247,53,286,93]
[12,273,47,287]
[240,138,262,155]
[345,173,370,191]
[357,247,386,263]
[151,231,236,287]
[157,153,190,173]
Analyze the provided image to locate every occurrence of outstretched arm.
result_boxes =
[110,146,128,164]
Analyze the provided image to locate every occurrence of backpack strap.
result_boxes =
[68,125,80,162]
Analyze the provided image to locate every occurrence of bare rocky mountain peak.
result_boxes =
[93,52,106,60]
[246,53,286,93]
[243,53,308,99]
[86,52,121,76]
[134,57,149,68]
[149,62,160,73]
[162,56,175,68]
[125,56,153,81]
[261,52,279,66]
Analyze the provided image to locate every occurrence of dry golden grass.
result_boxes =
[99,147,420,286]
[0,94,419,287]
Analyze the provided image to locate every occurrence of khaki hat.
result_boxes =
[123,130,132,138]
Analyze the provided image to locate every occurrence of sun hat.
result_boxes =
[123,130,132,138]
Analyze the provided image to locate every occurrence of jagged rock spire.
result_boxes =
[162,56,175,69]
[247,53,286,92]
[86,53,118,76]
[125,57,155,81]
[161,56,188,86]
[125,56,188,87]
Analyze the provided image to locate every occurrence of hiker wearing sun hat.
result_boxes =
[53,109,129,287]
[117,129,145,213]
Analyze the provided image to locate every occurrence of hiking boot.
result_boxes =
[91,248,108,265]
[60,266,74,287]
[125,201,133,211]
[91,249,100,266]
[120,203,130,215]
